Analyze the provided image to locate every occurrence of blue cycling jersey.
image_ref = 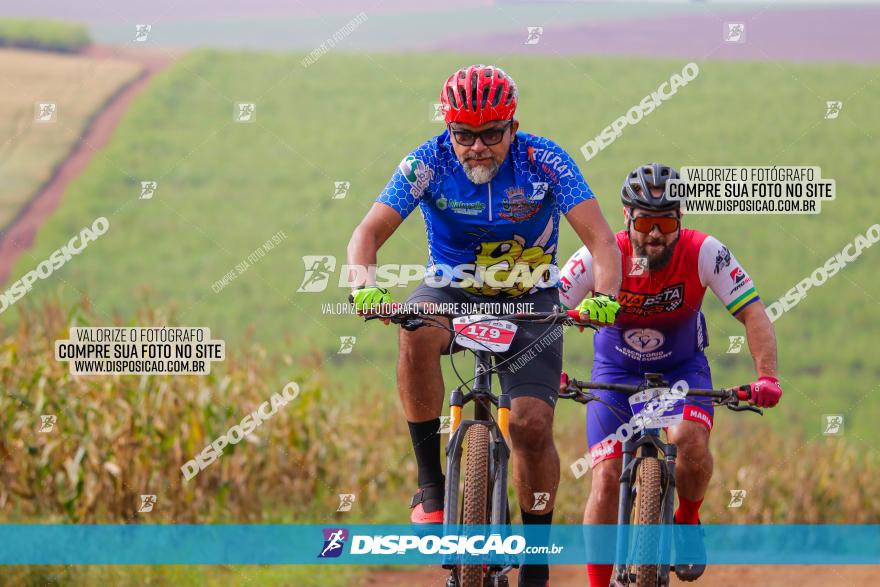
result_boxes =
[377,130,594,297]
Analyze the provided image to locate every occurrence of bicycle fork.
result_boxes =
[612,432,677,586]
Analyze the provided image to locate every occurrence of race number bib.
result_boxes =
[453,315,518,353]
[628,386,687,428]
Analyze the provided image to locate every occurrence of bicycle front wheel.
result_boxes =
[458,423,490,587]
[632,457,664,587]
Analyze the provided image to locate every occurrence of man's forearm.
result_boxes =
[346,203,404,289]
[741,303,778,378]
[346,226,379,288]
[592,238,622,297]
[564,199,621,297]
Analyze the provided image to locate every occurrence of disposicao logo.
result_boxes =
[318,528,349,558]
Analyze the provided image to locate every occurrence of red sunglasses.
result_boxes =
[631,216,680,234]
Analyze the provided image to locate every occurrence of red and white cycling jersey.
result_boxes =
[559,229,760,370]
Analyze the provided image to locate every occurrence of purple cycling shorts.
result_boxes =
[586,354,715,466]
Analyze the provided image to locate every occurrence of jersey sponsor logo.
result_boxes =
[436,195,485,216]
[730,266,746,284]
[697,312,707,350]
[566,256,588,277]
[613,343,672,363]
[559,255,585,297]
[623,328,666,353]
[462,230,555,297]
[499,187,542,222]
[590,439,619,463]
[399,155,433,199]
[684,405,713,429]
[714,245,732,274]
[726,268,753,296]
[559,275,572,293]
[618,283,685,316]
[526,144,575,182]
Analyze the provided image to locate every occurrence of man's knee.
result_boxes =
[591,458,622,498]
[508,397,554,450]
[670,422,712,468]
[398,323,449,364]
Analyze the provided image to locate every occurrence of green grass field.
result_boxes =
[0,18,90,53]
[5,564,363,587]
[5,50,880,449]
[0,48,142,227]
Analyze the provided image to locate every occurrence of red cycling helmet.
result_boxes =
[440,64,518,126]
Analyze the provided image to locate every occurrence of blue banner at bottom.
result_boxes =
[0,524,878,565]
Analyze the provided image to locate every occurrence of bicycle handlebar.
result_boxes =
[361,306,759,413]
[361,303,600,330]
[562,376,763,415]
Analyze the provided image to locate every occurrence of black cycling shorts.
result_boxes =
[405,282,564,408]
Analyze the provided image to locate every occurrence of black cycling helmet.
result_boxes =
[620,163,681,212]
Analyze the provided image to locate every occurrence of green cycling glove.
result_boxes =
[576,294,620,326]
[349,286,392,313]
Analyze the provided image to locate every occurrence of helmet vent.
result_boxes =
[441,64,518,124]
[619,163,681,212]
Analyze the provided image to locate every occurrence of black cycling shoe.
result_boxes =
[674,518,706,581]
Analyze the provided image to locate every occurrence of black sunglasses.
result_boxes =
[448,121,512,147]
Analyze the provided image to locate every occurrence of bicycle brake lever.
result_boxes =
[401,318,425,331]
[566,319,599,332]
[577,391,598,404]
[562,389,596,404]
[727,403,764,416]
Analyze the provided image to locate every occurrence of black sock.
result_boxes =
[520,509,553,583]
[408,419,444,487]
[521,509,553,526]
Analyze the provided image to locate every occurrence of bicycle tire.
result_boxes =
[633,457,663,587]
[458,424,490,587]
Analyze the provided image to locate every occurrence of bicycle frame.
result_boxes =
[363,307,593,586]
[562,373,759,586]
[442,349,515,581]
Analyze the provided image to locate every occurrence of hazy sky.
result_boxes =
[1,1,876,25]
[0,1,876,53]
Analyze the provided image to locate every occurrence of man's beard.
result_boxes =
[633,235,679,271]
[461,155,499,184]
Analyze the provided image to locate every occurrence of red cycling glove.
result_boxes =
[560,371,570,392]
[749,376,782,407]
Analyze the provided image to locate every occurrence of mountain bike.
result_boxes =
[560,373,764,587]
[365,303,594,587]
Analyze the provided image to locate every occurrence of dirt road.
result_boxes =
[364,563,877,586]
[0,46,174,285]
